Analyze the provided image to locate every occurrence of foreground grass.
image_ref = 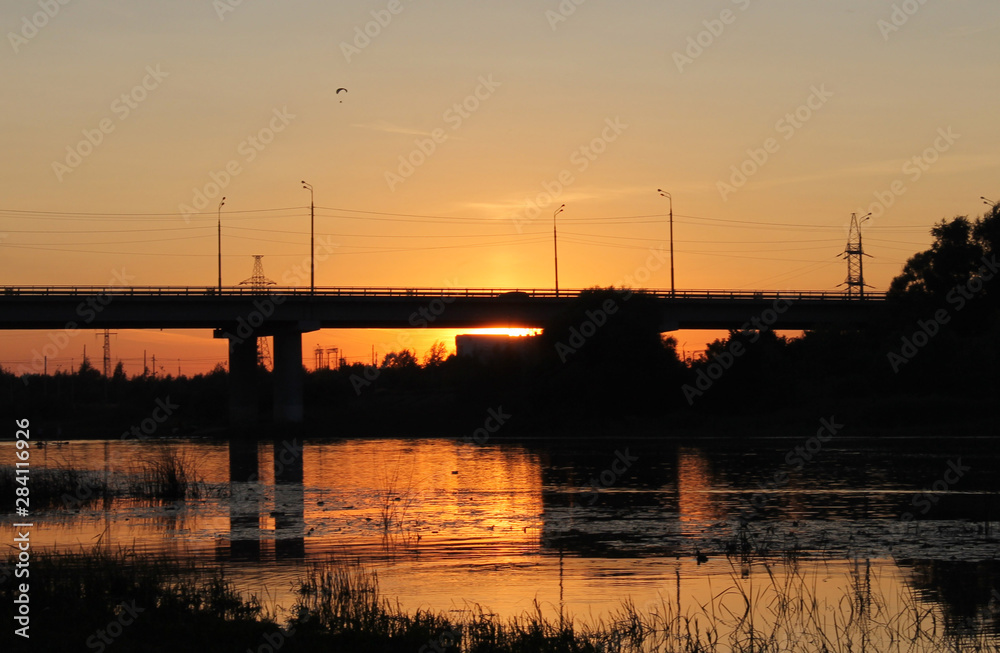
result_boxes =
[2,546,999,652]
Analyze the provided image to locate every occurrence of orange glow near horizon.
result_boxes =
[0,2,996,371]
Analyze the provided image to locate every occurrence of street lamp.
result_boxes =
[302,181,314,293]
[217,197,225,293]
[553,204,565,296]
[982,196,997,208]
[656,189,675,297]
[858,212,871,299]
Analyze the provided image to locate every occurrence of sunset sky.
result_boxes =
[1,0,998,374]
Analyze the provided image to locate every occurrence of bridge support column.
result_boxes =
[228,336,259,427]
[272,328,304,424]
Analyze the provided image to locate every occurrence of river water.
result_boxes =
[3,433,1000,642]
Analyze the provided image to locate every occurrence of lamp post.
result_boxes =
[982,196,997,209]
[553,204,565,296]
[302,181,314,293]
[859,213,871,299]
[657,189,675,297]
[217,196,225,293]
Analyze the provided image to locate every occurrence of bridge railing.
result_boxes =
[0,286,888,300]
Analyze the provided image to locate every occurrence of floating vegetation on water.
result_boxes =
[4,545,998,652]
[0,465,117,511]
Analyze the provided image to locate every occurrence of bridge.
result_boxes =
[0,286,886,426]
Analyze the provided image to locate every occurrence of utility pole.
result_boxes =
[302,181,315,293]
[842,212,872,298]
[657,189,675,297]
[218,197,226,293]
[553,204,564,296]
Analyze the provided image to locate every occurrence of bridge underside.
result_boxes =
[0,293,880,331]
[0,290,883,426]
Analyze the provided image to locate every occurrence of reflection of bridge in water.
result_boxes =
[223,439,305,562]
[0,286,885,424]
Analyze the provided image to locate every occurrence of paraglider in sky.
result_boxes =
[336,87,348,103]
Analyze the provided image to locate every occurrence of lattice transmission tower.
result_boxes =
[841,213,872,298]
[240,255,276,369]
[96,329,117,377]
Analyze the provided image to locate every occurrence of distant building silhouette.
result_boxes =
[455,334,539,362]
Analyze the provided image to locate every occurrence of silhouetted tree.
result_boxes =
[423,341,448,368]
[381,349,419,369]
[889,217,984,303]
[532,288,686,418]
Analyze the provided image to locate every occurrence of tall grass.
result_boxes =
[126,446,204,500]
[1,446,207,515]
[0,465,116,510]
[0,544,276,652]
[3,545,998,652]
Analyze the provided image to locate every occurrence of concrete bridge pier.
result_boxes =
[227,336,259,427]
[272,327,304,424]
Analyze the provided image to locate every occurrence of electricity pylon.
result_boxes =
[239,255,276,369]
[841,213,873,298]
[96,329,117,377]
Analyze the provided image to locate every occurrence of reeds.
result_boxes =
[0,544,276,651]
[0,465,116,510]
[4,544,998,652]
[126,446,204,500]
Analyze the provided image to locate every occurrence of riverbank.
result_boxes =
[2,545,995,652]
[11,389,997,442]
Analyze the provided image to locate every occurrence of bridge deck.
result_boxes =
[0,286,885,331]
[0,286,886,300]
